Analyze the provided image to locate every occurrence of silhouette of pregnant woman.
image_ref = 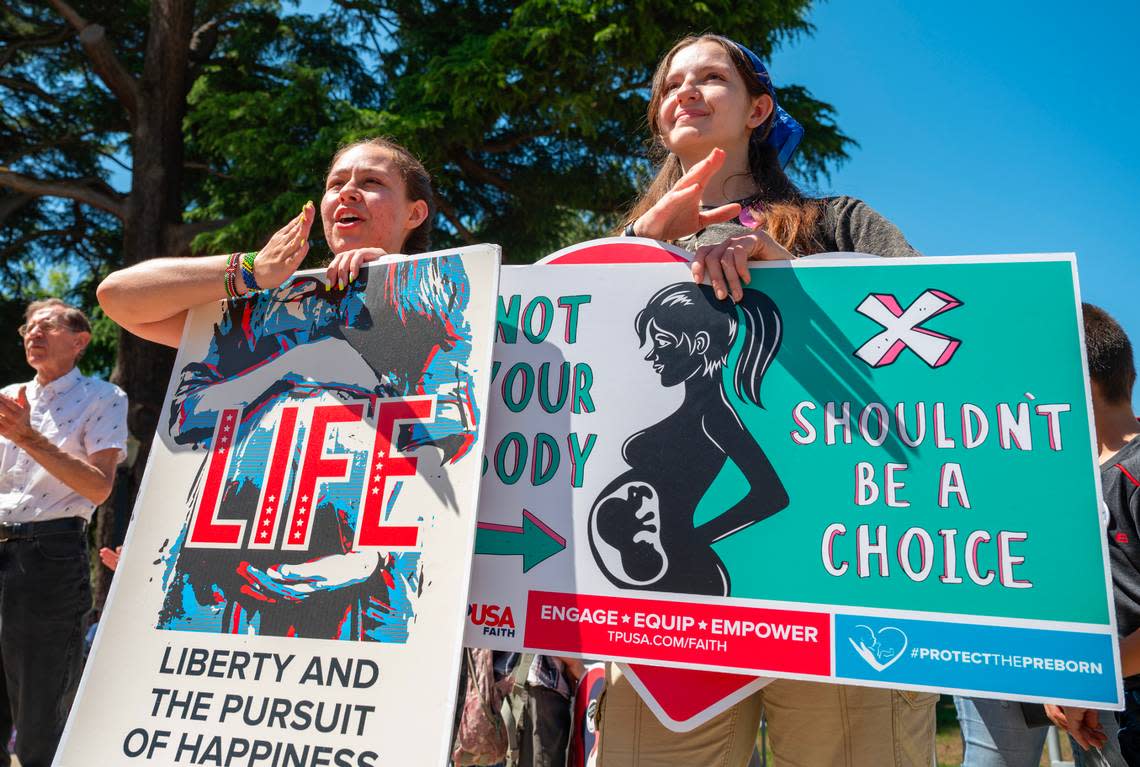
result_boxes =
[588,282,789,596]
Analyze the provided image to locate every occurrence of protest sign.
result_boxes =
[465,241,1121,723]
[57,247,500,766]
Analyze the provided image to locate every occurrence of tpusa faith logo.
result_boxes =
[468,603,517,638]
[848,624,908,672]
[854,290,962,369]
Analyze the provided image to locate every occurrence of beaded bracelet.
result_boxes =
[223,252,242,298]
[239,252,260,292]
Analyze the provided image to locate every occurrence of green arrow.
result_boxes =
[475,509,566,573]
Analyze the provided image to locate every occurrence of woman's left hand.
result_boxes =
[692,230,792,302]
[325,248,390,290]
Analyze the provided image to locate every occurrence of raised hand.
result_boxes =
[252,201,316,290]
[632,148,742,242]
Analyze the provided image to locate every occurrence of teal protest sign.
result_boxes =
[464,244,1120,725]
[718,256,1104,621]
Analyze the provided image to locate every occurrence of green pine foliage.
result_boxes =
[1,0,853,367]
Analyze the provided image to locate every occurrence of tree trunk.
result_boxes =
[102,0,195,601]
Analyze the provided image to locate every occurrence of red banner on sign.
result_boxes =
[524,590,831,675]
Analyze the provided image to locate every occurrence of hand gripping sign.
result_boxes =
[57,248,500,766]
[465,240,1121,731]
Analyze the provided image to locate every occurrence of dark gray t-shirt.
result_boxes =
[1104,434,1140,689]
[680,195,919,258]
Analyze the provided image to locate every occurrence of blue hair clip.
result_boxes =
[731,41,804,169]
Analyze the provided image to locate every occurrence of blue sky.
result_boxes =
[770,0,1140,407]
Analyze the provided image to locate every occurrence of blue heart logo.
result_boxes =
[848,624,908,672]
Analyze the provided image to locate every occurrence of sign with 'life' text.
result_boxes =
[57,247,500,766]
[464,242,1121,723]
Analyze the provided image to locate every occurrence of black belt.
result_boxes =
[0,516,87,543]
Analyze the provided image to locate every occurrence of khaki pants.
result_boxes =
[597,664,937,767]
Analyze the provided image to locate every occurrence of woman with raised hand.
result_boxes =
[98,138,433,348]
[98,138,480,642]
[598,34,930,767]
[622,36,917,294]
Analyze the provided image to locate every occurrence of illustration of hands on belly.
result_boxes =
[588,283,789,597]
[157,256,479,642]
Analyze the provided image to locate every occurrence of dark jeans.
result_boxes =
[1121,689,1140,766]
[0,530,91,767]
[0,674,10,767]
[520,684,571,767]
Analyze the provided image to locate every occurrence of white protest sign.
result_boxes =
[58,247,499,766]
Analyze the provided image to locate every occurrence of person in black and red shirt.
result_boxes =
[1048,303,1140,765]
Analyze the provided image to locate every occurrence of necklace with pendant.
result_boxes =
[700,195,764,229]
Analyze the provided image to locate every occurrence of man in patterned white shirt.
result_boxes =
[0,298,126,767]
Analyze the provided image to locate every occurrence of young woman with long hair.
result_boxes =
[597,34,933,767]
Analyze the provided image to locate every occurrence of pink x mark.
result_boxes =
[854,289,962,368]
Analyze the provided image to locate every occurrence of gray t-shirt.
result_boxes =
[681,195,919,258]
[1103,434,1140,689]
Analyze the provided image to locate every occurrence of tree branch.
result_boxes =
[2,131,102,166]
[189,17,221,62]
[0,193,34,226]
[0,168,125,219]
[187,17,222,83]
[0,228,77,262]
[453,153,510,193]
[97,148,132,172]
[481,128,556,154]
[0,26,73,69]
[45,0,140,121]
[0,75,57,103]
[433,193,476,244]
[168,218,234,254]
[184,161,235,180]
